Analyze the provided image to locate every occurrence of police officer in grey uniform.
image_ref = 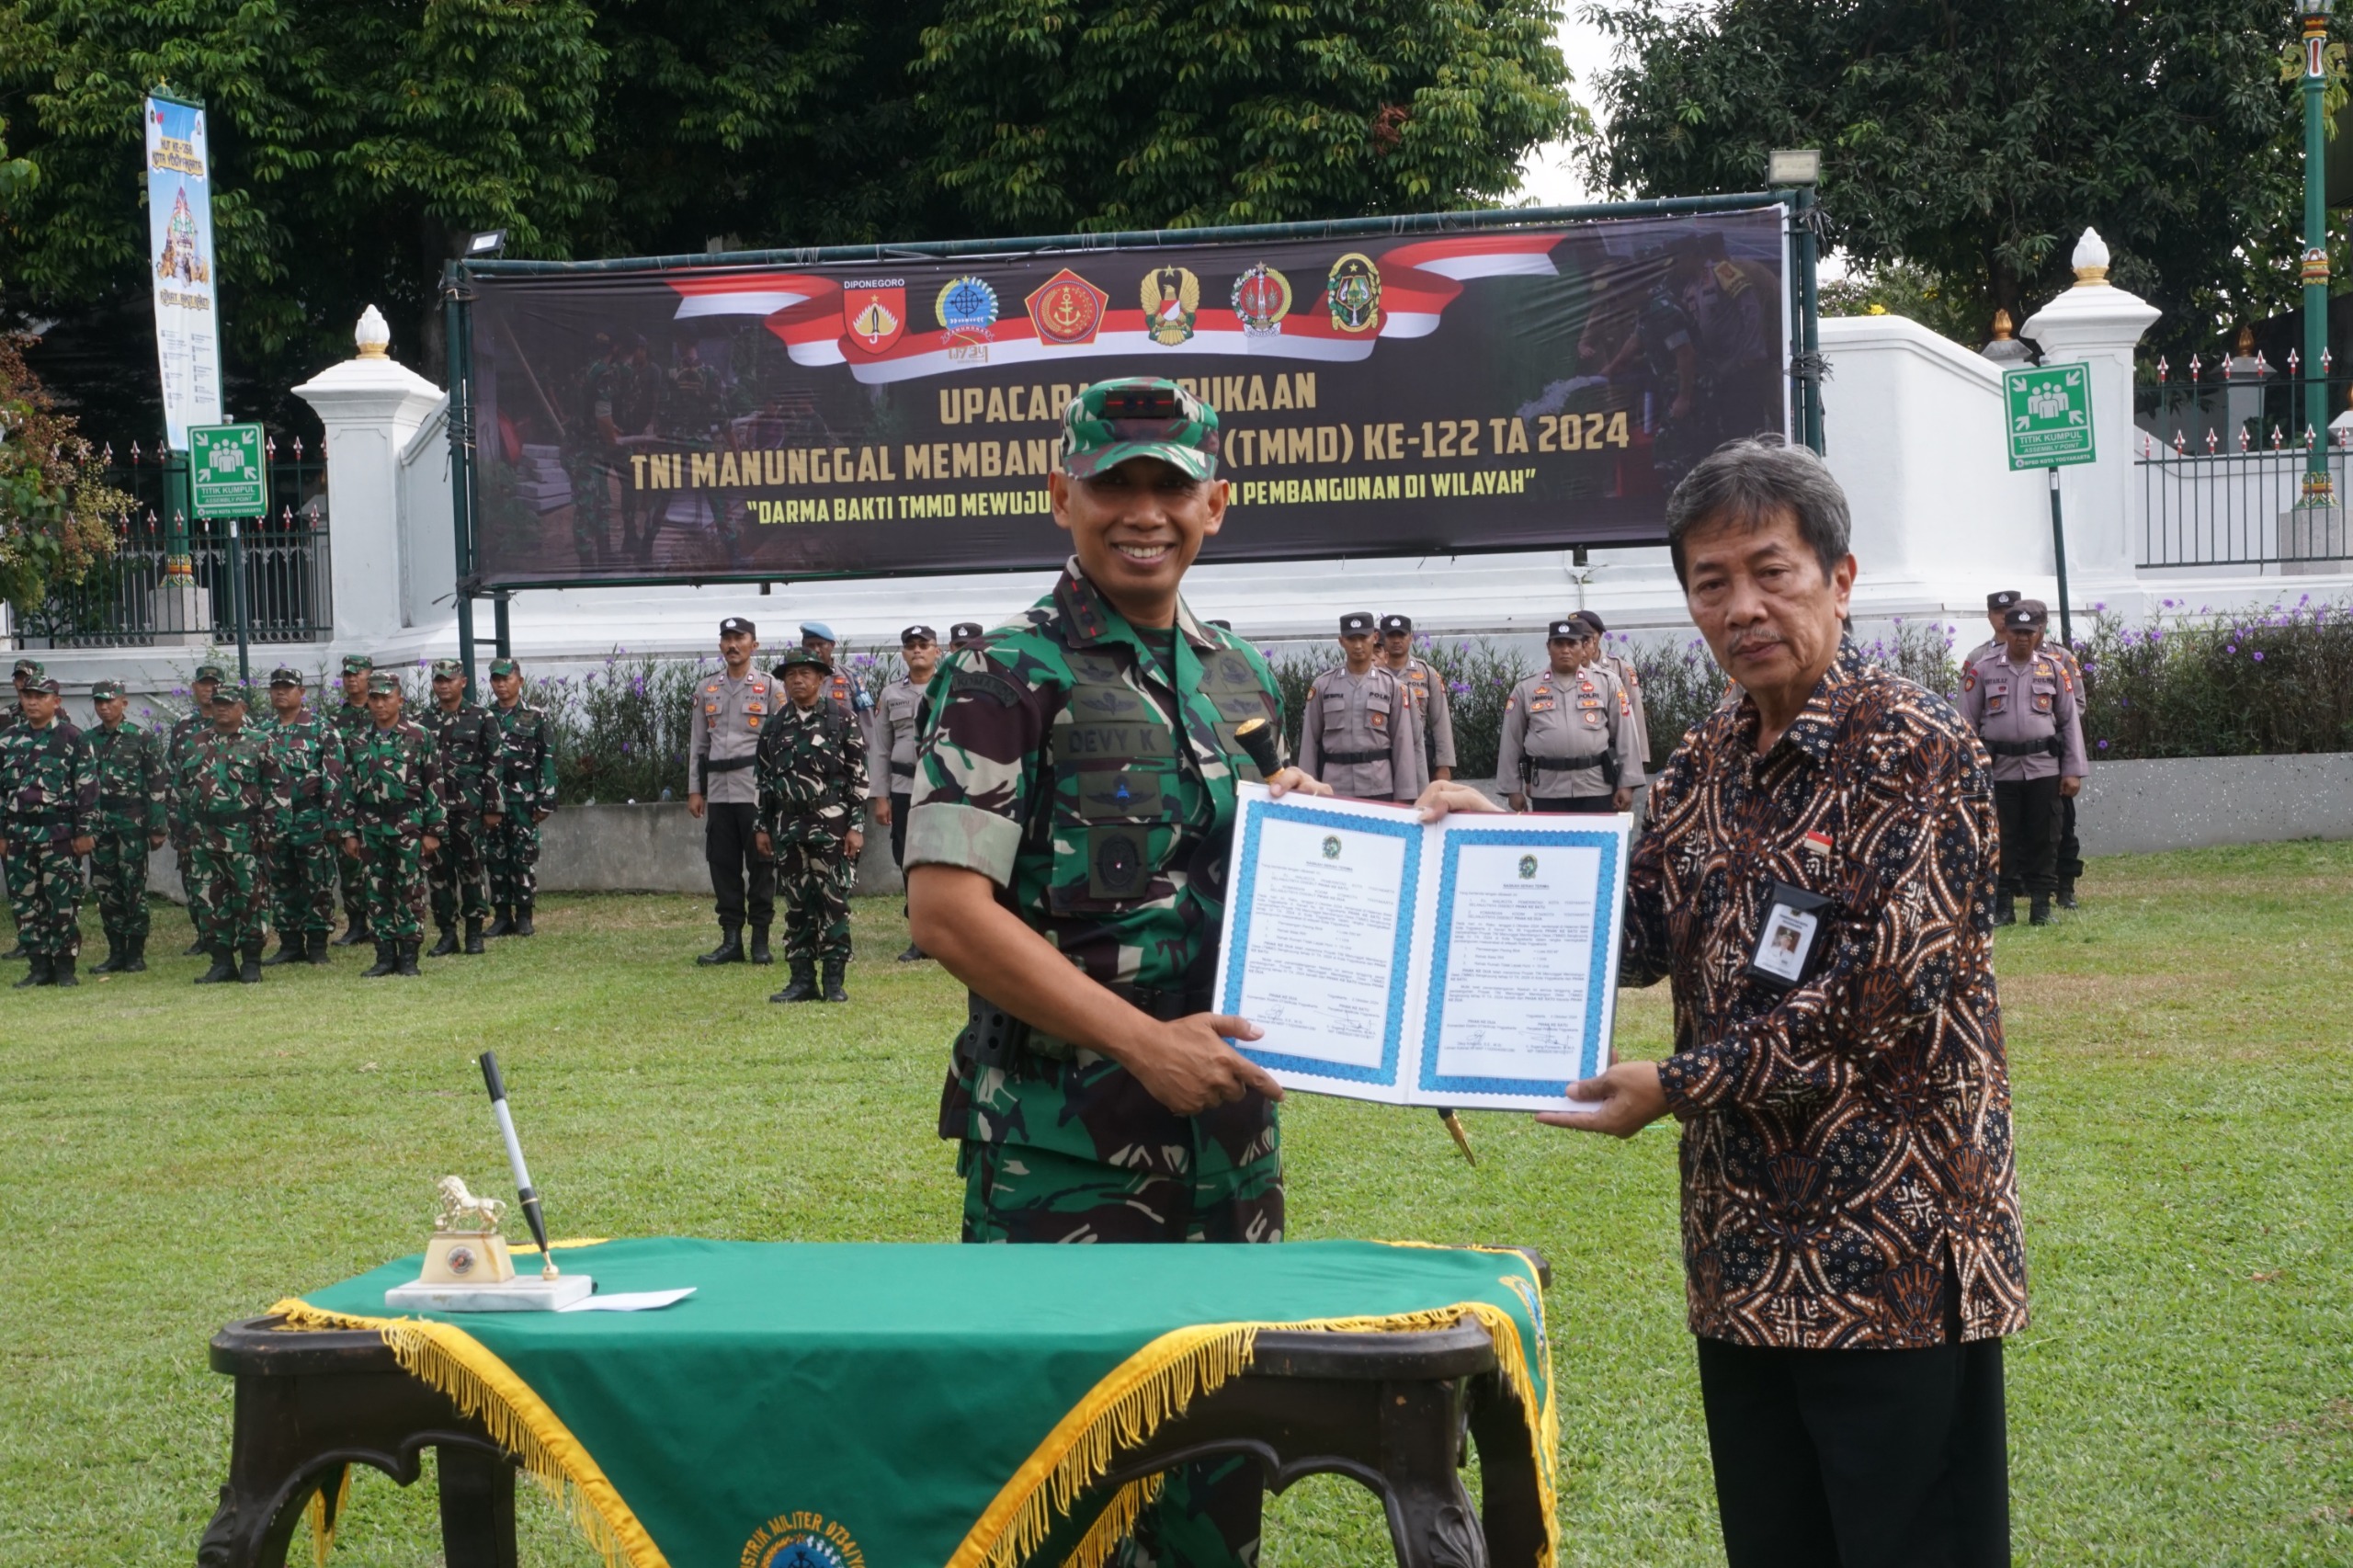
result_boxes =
[1296,611,1424,801]
[1378,613,1455,781]
[687,616,782,965]
[872,622,938,961]
[1496,618,1643,812]
[1958,599,2086,926]
[1574,610,1651,782]
[1969,588,2088,907]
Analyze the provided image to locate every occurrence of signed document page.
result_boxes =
[1214,784,1631,1110]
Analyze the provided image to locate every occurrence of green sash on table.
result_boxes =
[281,1237,1557,1568]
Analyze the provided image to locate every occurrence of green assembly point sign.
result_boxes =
[2004,365,2097,471]
[188,423,267,518]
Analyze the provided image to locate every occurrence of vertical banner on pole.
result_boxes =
[143,92,224,450]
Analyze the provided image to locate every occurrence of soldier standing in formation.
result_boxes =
[176,686,285,985]
[872,624,939,962]
[343,671,445,977]
[1296,611,1423,801]
[757,646,868,1004]
[1574,610,1652,799]
[1,674,96,986]
[1495,618,1643,812]
[1971,589,2089,908]
[1959,600,2086,926]
[257,667,347,966]
[425,658,506,956]
[688,617,779,966]
[1377,613,1455,782]
[799,619,876,918]
[86,678,168,974]
[328,653,378,946]
[166,661,226,954]
[485,656,556,937]
[0,657,34,958]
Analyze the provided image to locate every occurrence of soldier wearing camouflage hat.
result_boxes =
[0,674,97,985]
[905,377,1332,1568]
[174,685,287,983]
[165,661,229,955]
[85,679,169,974]
[327,653,379,945]
[425,657,506,956]
[0,657,42,958]
[756,646,868,1003]
[256,666,347,965]
[484,656,557,937]
[343,671,444,976]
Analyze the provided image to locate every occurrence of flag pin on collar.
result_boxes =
[1802,831,1834,859]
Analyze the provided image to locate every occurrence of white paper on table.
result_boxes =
[1213,783,1631,1112]
[557,1287,698,1312]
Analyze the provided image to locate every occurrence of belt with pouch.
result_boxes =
[1984,736,2063,758]
[1320,747,1389,767]
[961,979,1215,1068]
[703,754,756,773]
[1524,748,1621,786]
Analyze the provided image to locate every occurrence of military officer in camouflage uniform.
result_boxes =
[425,658,506,956]
[176,686,288,985]
[0,675,97,986]
[328,653,378,945]
[485,656,557,936]
[756,647,869,1003]
[166,661,227,955]
[256,666,347,966]
[906,378,1327,1568]
[86,679,169,974]
[800,619,879,917]
[1377,612,1455,781]
[343,672,446,977]
[0,656,37,959]
[1495,618,1643,812]
[873,624,939,962]
[1296,611,1424,801]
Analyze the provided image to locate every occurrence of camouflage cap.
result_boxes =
[1061,377,1221,481]
[268,665,303,686]
[341,653,375,675]
[367,672,403,694]
[209,684,249,707]
[193,663,227,684]
[431,658,465,679]
[774,647,832,675]
[90,678,126,701]
[28,676,63,696]
[488,656,520,677]
[11,656,40,679]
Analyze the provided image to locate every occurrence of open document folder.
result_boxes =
[1214,783,1631,1112]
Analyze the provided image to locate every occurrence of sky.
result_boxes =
[1515,7,1616,209]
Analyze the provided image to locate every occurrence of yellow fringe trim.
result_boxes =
[510,1237,611,1256]
[949,1301,1559,1568]
[268,1299,668,1568]
[304,1463,352,1567]
[1064,1474,1165,1568]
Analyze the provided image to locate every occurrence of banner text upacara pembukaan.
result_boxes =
[467,209,1788,585]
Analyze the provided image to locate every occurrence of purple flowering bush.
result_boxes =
[528,649,714,803]
[2075,597,2353,757]
[1267,634,1527,777]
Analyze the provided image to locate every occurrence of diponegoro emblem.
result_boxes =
[843,283,905,356]
[1026,267,1108,347]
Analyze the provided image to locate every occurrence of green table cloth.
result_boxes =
[281,1237,1556,1568]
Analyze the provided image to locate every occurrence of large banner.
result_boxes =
[144,93,223,450]
[467,208,1788,585]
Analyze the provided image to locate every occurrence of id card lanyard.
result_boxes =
[1745,881,1834,991]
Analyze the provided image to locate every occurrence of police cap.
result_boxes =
[1379,613,1412,635]
[949,621,984,645]
[1547,618,1587,642]
[2003,600,2050,631]
[720,617,757,639]
[1986,589,2023,613]
[900,624,937,645]
[1575,609,1608,635]
[1339,611,1376,636]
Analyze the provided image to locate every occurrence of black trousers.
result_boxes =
[888,789,912,870]
[703,801,774,926]
[1993,777,2062,898]
[1698,1335,2010,1568]
[1531,793,1618,813]
[2056,793,2082,883]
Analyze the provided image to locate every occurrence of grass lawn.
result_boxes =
[3,841,2349,1566]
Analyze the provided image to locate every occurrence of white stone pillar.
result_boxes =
[292,307,447,643]
[2021,231,2161,598]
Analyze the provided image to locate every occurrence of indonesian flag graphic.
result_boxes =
[662,232,1563,384]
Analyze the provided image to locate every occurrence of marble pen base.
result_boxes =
[384,1274,595,1312]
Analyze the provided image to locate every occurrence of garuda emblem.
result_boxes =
[1140,265,1199,346]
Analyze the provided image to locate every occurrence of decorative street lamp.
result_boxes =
[2299,0,2336,505]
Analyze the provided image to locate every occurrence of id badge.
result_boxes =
[1745,881,1833,990]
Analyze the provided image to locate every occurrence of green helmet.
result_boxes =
[1060,377,1221,482]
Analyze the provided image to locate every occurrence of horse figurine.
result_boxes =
[434,1175,507,1234]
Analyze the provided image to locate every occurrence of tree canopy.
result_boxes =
[1586,0,2303,354]
[0,0,1574,443]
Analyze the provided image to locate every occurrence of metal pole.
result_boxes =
[2048,468,2073,647]
[446,261,479,699]
[2303,6,2335,505]
[494,587,512,658]
[226,515,251,686]
[1795,184,1824,454]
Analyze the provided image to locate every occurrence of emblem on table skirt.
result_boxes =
[936,276,999,362]
[1232,262,1292,335]
[742,1511,867,1568]
[843,283,905,356]
[1140,264,1199,346]
[1327,252,1381,334]
[1027,267,1108,346]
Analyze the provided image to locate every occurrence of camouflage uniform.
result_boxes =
[756,665,868,980]
[327,659,376,938]
[175,708,288,958]
[345,699,446,948]
[88,699,168,945]
[487,682,559,919]
[260,702,349,942]
[426,666,506,944]
[166,668,228,942]
[568,345,620,567]
[0,699,97,962]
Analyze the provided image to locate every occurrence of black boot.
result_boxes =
[306,931,332,966]
[749,923,774,965]
[464,917,485,955]
[485,905,515,937]
[697,922,745,965]
[2057,879,2078,910]
[332,920,368,947]
[2029,894,2054,926]
[1994,892,2017,927]
[183,936,210,957]
[821,958,848,1003]
[194,949,237,983]
[363,940,399,978]
[238,944,264,983]
[51,953,77,987]
[514,901,535,937]
[259,934,303,966]
[429,925,460,958]
[897,942,926,963]
[120,934,148,973]
[90,932,124,974]
[396,938,422,977]
[13,954,51,987]
[769,960,818,1003]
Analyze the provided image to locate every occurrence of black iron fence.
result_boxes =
[9,441,332,649]
[2135,353,2353,569]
